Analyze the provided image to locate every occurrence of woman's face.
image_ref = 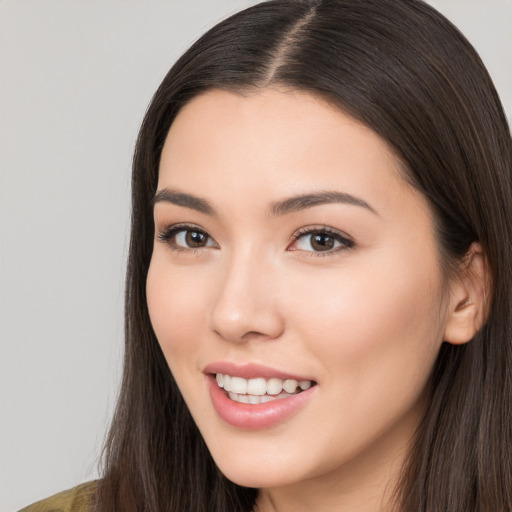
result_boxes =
[147,88,451,496]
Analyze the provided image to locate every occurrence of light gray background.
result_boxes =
[1,1,510,511]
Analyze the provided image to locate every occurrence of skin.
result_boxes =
[146,88,468,512]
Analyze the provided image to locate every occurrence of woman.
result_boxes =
[22,0,512,511]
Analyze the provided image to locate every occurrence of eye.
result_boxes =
[157,224,218,251]
[288,226,354,255]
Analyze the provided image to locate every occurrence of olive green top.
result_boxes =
[18,481,97,512]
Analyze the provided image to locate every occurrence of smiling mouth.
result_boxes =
[214,373,317,405]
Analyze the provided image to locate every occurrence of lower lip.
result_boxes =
[207,375,317,430]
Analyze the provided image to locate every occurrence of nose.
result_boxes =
[209,250,285,343]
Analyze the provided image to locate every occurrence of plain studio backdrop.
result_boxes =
[0,1,510,510]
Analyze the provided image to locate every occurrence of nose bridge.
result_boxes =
[209,244,283,343]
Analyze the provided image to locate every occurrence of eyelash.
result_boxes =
[288,225,355,257]
[157,224,214,254]
[156,223,355,256]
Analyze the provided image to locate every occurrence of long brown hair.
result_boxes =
[98,1,512,510]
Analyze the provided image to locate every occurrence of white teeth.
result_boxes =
[215,373,314,402]
[283,379,298,393]
[225,391,296,404]
[228,376,248,394]
[266,377,283,395]
[248,395,260,404]
[247,377,267,395]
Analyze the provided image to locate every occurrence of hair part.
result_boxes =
[98,1,512,511]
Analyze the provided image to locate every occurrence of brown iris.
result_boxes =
[185,230,208,248]
[310,233,335,251]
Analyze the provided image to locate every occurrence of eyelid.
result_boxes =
[156,222,353,256]
[288,225,355,255]
[157,223,219,252]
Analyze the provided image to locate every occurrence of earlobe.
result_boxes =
[443,243,491,345]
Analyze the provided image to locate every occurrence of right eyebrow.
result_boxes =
[152,188,217,216]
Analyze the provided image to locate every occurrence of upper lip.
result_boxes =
[203,362,315,382]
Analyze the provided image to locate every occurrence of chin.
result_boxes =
[203,436,311,489]
[216,460,297,489]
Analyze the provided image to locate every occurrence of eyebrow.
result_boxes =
[152,189,216,215]
[270,191,377,217]
[152,188,377,217]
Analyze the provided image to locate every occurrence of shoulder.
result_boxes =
[18,481,98,512]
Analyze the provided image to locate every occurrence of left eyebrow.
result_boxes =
[270,191,378,217]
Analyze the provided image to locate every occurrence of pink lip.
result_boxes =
[206,374,317,430]
[203,361,314,382]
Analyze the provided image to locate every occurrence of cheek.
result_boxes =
[285,250,446,392]
[146,257,209,363]
[274,255,446,469]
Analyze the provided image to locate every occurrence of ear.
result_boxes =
[443,242,492,345]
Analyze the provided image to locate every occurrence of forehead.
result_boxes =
[158,88,424,220]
